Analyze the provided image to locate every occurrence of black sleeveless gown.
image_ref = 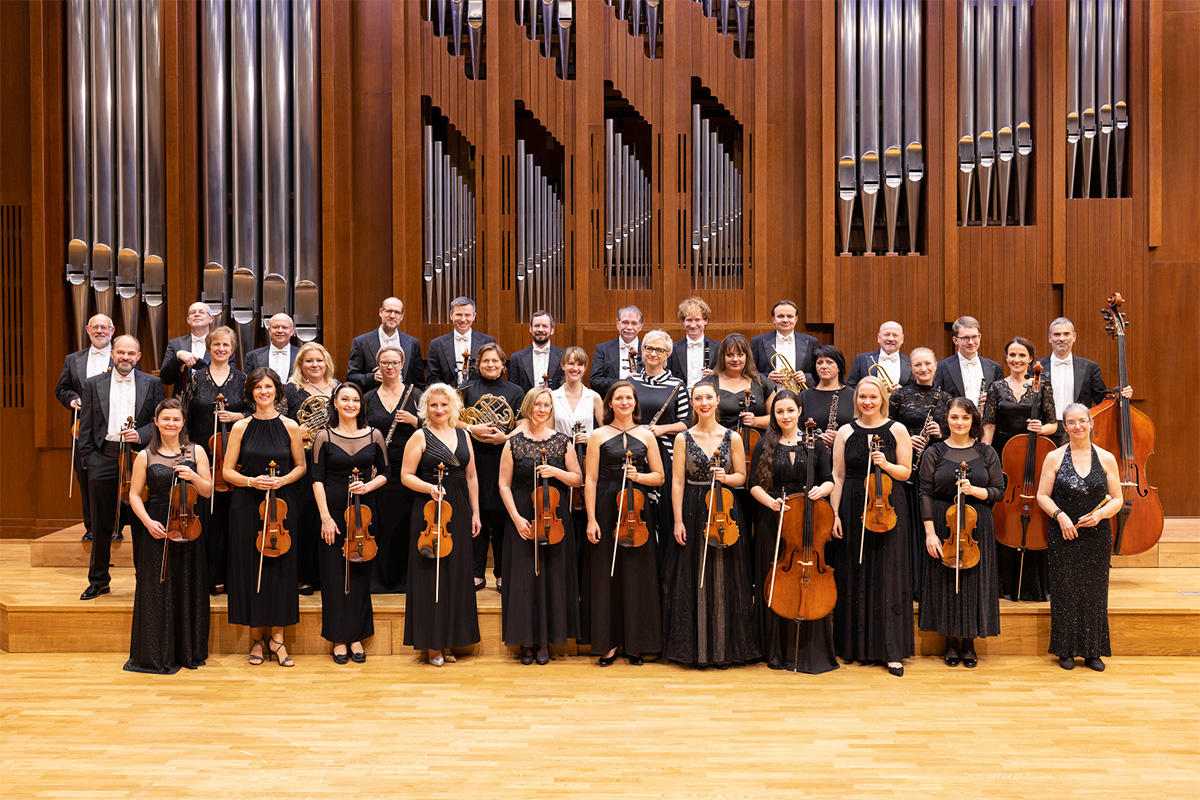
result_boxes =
[125,446,210,674]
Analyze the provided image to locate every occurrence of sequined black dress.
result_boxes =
[363,386,423,593]
[125,446,210,674]
[501,431,581,648]
[1047,446,1113,659]
[661,430,760,667]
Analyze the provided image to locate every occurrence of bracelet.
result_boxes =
[1053,509,1065,521]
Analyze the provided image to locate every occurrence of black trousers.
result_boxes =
[73,439,92,535]
[473,508,508,581]
[86,453,129,587]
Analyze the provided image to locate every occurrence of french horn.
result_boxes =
[460,393,514,441]
[296,393,331,451]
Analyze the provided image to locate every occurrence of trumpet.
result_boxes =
[868,357,899,394]
[769,352,808,392]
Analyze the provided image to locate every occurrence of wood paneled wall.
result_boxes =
[2,0,1197,535]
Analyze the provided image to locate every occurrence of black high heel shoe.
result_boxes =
[248,637,266,666]
[943,638,961,667]
[332,646,349,665]
[535,646,550,665]
[520,647,535,665]
[268,637,295,667]
[960,639,978,669]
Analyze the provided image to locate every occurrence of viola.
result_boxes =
[209,394,232,499]
[941,461,980,594]
[256,461,290,592]
[610,450,649,577]
[1091,293,1163,555]
[532,447,564,577]
[698,446,740,590]
[994,363,1054,598]
[766,419,837,625]
[418,463,453,603]
[161,451,202,584]
[859,433,897,561]
[570,422,585,511]
[739,388,761,453]
[116,415,135,504]
[343,467,377,594]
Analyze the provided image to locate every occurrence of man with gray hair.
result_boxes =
[159,301,214,388]
[590,305,644,396]
[1038,317,1130,444]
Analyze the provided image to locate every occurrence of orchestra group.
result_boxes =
[57,295,1134,677]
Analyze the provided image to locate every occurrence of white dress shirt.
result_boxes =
[552,385,600,436]
[957,353,986,402]
[269,346,292,380]
[189,335,208,359]
[378,326,400,350]
[1051,354,1074,419]
[86,346,112,379]
[774,334,797,372]
[618,340,638,380]
[875,350,901,387]
[453,331,473,381]
[532,344,551,386]
[685,337,706,388]
[106,371,137,440]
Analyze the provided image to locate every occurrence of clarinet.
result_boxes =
[826,391,840,437]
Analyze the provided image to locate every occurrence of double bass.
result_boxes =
[256,461,290,593]
[859,434,897,563]
[765,419,836,628]
[994,363,1054,599]
[699,447,740,590]
[532,447,564,577]
[343,468,377,594]
[941,461,980,594]
[1091,293,1163,555]
[161,451,202,584]
[610,450,649,577]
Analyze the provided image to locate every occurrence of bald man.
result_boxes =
[847,321,914,388]
[159,301,214,388]
[244,313,300,379]
[55,314,116,541]
[347,297,425,389]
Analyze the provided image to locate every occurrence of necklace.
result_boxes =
[304,378,332,396]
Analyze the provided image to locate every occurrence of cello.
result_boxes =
[343,468,377,594]
[209,394,232,510]
[941,461,980,594]
[699,447,740,589]
[418,463,452,602]
[161,450,202,584]
[1091,293,1164,555]
[532,447,565,577]
[994,363,1055,599]
[859,434,897,563]
[610,450,650,577]
[256,461,290,593]
[765,419,836,628]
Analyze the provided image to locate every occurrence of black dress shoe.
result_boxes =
[627,654,644,666]
[350,650,366,664]
[82,531,93,542]
[332,651,350,665]
[80,584,110,601]
[298,584,315,596]
[961,652,978,669]
[520,648,535,665]
[111,530,123,541]
[1059,656,1076,670]
[535,648,550,666]
[886,664,904,677]
[943,641,961,667]
[598,653,616,667]
[1085,657,1105,672]
[474,578,487,591]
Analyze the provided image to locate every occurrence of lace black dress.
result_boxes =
[181,365,246,588]
[227,416,299,628]
[713,377,775,557]
[403,429,481,651]
[286,383,333,592]
[312,428,388,644]
[363,386,423,593]
[890,383,951,599]
[983,378,1058,602]
[125,446,210,674]
[661,430,760,668]
[1047,446,1113,659]
[586,433,662,657]
[833,421,914,664]
[501,432,581,648]
[917,441,1004,640]
[749,436,838,673]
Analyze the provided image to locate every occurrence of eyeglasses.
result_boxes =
[643,346,668,356]
[378,361,403,368]
[955,334,981,342]
[1064,418,1091,429]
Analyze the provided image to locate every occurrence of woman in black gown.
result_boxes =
[749,391,838,673]
[312,382,389,664]
[460,343,525,592]
[1036,403,1124,672]
[800,345,857,451]
[125,398,213,673]
[362,345,422,593]
[585,381,665,666]
[223,368,307,667]
[918,398,1004,669]
[498,388,583,665]
[284,342,339,596]
[662,380,759,668]
[830,376,914,676]
[401,383,482,666]
[982,336,1058,602]
[180,325,245,595]
[889,347,949,599]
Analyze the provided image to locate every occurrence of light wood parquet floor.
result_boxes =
[1,651,1197,799]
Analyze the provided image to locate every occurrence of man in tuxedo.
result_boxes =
[934,315,1003,405]
[508,310,565,392]
[847,320,914,389]
[78,335,165,600]
[590,305,644,397]
[55,314,115,542]
[666,296,719,388]
[1040,317,1131,443]
[346,297,425,390]
[427,296,494,387]
[244,313,300,380]
[751,299,819,386]
[159,302,213,389]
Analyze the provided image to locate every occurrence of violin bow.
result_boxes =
[766,490,788,609]
[954,466,964,595]
[859,435,878,565]
[345,480,352,596]
[533,456,540,577]
[611,452,631,577]
[435,464,445,604]
[161,453,184,584]
[68,407,78,498]
[699,449,720,589]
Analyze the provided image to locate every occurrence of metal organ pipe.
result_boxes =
[903,0,923,253]
[115,0,141,338]
[1014,0,1032,223]
[293,0,320,342]
[1113,0,1128,197]
[995,0,1014,226]
[202,0,228,326]
[91,0,116,322]
[142,0,167,363]
[1097,0,1113,198]
[975,0,995,225]
[882,0,902,254]
[1067,0,1081,198]
[67,0,90,349]
[858,0,881,251]
[1080,0,1097,198]
[836,0,857,255]
[261,0,292,331]
[957,0,975,227]
[230,0,260,360]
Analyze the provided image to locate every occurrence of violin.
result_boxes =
[859,433,897,563]
[570,422,585,511]
[256,461,290,592]
[610,450,649,576]
[740,387,761,452]
[941,461,980,594]
[532,447,564,577]
[116,415,135,504]
[343,467,378,594]
[418,463,453,602]
[698,446,739,589]
[994,362,1054,598]
[161,451,202,584]
[766,419,837,625]
[209,394,232,500]
[1091,293,1163,555]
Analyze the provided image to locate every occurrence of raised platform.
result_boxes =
[3,541,1197,658]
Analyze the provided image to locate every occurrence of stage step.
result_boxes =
[3,542,1196,658]
[28,524,134,568]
